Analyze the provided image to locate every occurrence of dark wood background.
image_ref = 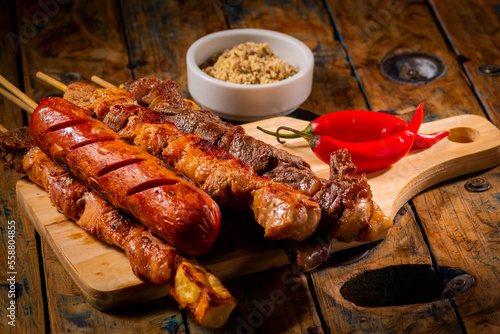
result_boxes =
[0,0,499,333]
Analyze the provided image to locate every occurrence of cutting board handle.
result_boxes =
[364,114,500,219]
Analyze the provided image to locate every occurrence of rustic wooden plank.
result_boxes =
[310,204,462,333]
[327,0,486,121]
[0,2,46,333]
[429,0,500,125]
[118,0,227,92]
[412,166,500,333]
[17,0,131,102]
[12,0,185,332]
[185,266,322,333]
[223,0,369,115]
[326,0,500,332]
[41,241,186,333]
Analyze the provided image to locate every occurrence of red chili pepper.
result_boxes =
[259,107,448,150]
[258,104,428,173]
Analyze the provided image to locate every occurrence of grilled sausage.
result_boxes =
[30,97,221,256]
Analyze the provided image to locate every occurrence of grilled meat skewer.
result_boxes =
[124,77,323,197]
[121,77,393,270]
[121,78,390,241]
[0,127,236,328]
[63,82,322,242]
[31,97,221,256]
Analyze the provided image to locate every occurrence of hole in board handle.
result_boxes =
[447,127,480,144]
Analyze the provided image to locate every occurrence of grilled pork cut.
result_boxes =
[64,83,322,242]
[0,128,237,328]
[64,79,393,271]
[1,127,181,284]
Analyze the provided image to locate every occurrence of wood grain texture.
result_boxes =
[310,204,462,333]
[119,0,227,91]
[429,0,500,125]
[223,0,369,115]
[188,266,322,333]
[0,2,45,333]
[40,241,186,333]
[16,0,132,102]
[412,166,500,333]
[325,1,500,332]
[327,0,485,121]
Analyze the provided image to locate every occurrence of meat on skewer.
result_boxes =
[121,78,390,242]
[30,97,221,256]
[61,78,392,270]
[0,127,237,328]
[122,77,393,267]
[62,82,322,242]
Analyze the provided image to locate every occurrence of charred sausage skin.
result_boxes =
[30,97,221,256]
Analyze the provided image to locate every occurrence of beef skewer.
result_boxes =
[0,90,237,328]
[36,72,323,243]
[63,75,393,270]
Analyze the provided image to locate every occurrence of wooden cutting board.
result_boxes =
[16,114,500,310]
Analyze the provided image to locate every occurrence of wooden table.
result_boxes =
[1,1,499,333]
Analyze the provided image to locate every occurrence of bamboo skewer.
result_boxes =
[36,72,68,92]
[0,87,35,113]
[0,123,8,134]
[0,75,39,111]
[91,75,117,89]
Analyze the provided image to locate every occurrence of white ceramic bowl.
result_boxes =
[186,29,314,122]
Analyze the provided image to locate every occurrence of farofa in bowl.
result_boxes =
[201,42,299,85]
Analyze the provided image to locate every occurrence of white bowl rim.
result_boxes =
[186,28,314,90]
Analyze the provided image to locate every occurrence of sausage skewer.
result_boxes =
[0,90,237,328]
[31,97,222,256]
[36,73,323,244]
[56,74,393,270]
[0,74,222,256]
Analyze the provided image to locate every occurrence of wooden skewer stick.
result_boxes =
[91,75,117,89]
[0,87,35,113]
[36,72,68,92]
[0,123,8,134]
[0,74,39,111]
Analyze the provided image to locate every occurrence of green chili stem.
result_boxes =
[257,126,301,139]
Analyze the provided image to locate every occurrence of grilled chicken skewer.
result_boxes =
[0,123,236,329]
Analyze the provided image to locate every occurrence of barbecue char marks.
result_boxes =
[124,77,323,196]
[30,98,221,256]
[64,79,393,271]
[123,78,385,241]
[0,133,181,285]
[63,83,322,242]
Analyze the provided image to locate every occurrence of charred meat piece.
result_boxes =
[63,84,321,242]
[30,97,221,256]
[124,77,323,197]
[0,129,236,327]
[0,126,35,173]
